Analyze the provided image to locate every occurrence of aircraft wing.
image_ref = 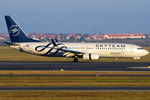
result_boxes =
[50,39,85,57]
[60,48,85,54]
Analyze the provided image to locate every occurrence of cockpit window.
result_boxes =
[137,48,143,50]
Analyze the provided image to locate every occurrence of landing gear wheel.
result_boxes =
[132,59,135,62]
[73,57,78,62]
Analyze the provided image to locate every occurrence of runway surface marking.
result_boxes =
[127,67,150,69]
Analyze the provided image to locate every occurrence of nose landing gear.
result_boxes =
[73,56,78,62]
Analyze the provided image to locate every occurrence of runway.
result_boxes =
[0,61,150,92]
[0,61,150,71]
[0,86,150,91]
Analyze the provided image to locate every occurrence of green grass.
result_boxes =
[0,70,150,75]
[0,91,150,100]
[0,46,150,62]
[0,76,150,86]
[0,71,149,87]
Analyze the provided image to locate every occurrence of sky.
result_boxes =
[0,0,150,34]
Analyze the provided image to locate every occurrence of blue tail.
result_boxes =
[5,16,40,43]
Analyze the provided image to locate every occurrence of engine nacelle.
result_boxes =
[83,53,100,60]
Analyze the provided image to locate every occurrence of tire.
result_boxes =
[73,58,78,62]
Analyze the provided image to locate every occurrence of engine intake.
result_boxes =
[83,53,99,60]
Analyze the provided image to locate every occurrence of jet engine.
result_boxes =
[83,53,100,60]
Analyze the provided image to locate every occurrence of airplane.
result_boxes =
[4,16,149,62]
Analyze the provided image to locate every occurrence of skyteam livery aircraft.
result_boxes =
[4,16,149,62]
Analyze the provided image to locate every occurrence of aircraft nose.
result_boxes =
[144,50,149,56]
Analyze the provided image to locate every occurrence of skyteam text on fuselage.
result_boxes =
[4,16,149,62]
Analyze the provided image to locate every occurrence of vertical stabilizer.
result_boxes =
[5,16,40,43]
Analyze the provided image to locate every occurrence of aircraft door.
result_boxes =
[81,43,86,52]
[130,47,133,57]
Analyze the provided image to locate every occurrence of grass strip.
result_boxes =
[0,76,149,86]
[0,70,150,75]
[0,91,150,100]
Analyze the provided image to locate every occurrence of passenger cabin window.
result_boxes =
[137,48,143,50]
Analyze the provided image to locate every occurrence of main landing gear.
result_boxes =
[73,56,78,62]
[132,58,135,62]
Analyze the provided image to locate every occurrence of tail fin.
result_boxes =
[5,16,40,43]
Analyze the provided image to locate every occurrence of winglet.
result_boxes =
[55,38,58,42]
